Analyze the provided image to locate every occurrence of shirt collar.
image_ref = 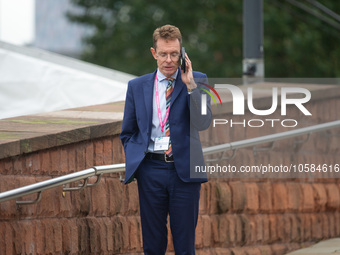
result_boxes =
[157,69,178,82]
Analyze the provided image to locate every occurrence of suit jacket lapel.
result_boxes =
[143,72,155,132]
[171,70,185,105]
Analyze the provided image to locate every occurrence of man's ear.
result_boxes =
[150,47,157,60]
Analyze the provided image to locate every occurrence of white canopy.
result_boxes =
[0,41,135,119]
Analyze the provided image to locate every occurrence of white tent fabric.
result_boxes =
[0,41,135,119]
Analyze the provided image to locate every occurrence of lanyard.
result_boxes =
[155,74,171,133]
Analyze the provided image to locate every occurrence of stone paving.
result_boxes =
[286,238,340,255]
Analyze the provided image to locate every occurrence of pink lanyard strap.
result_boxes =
[155,74,171,133]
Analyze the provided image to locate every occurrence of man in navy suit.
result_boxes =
[120,24,212,254]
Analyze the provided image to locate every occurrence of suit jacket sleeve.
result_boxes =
[120,81,137,150]
[188,73,212,131]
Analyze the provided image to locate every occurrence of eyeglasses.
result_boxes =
[156,52,181,61]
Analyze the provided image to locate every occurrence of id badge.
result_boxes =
[154,136,170,151]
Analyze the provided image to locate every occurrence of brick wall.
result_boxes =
[0,83,339,254]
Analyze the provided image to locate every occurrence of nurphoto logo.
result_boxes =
[201,83,312,128]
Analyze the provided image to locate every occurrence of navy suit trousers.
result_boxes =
[135,157,201,255]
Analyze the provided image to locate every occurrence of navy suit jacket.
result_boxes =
[120,68,212,184]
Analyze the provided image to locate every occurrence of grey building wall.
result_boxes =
[33,0,92,57]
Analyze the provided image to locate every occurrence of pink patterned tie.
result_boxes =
[165,78,174,157]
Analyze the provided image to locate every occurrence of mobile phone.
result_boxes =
[181,47,186,73]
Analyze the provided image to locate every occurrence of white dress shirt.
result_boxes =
[147,69,178,153]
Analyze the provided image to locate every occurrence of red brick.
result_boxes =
[290,214,299,242]
[59,147,69,175]
[35,177,56,217]
[247,216,257,244]
[50,148,61,175]
[94,140,104,166]
[245,247,261,255]
[195,216,203,248]
[335,212,340,236]
[245,183,259,213]
[199,182,209,214]
[61,219,79,254]
[119,216,130,252]
[312,184,327,211]
[112,136,124,164]
[35,220,45,254]
[106,218,114,253]
[107,178,123,216]
[283,215,292,242]
[111,216,123,252]
[217,215,230,245]
[276,215,285,242]
[214,248,232,255]
[210,215,219,245]
[230,247,246,255]
[300,183,314,212]
[103,138,113,165]
[12,221,23,254]
[269,214,278,243]
[215,182,231,213]
[263,215,270,243]
[127,216,142,250]
[88,217,101,254]
[273,183,287,212]
[239,215,251,245]
[67,145,76,172]
[311,214,322,239]
[121,182,139,215]
[322,213,330,239]
[40,150,51,175]
[271,244,288,255]
[230,182,246,212]
[0,176,19,218]
[1,222,14,255]
[258,246,272,255]
[2,158,13,175]
[254,215,264,243]
[202,215,212,247]
[79,189,91,215]
[227,215,243,245]
[85,142,94,168]
[303,214,312,241]
[328,213,336,237]
[287,182,301,211]
[53,220,63,253]
[21,220,36,254]
[77,218,90,253]
[44,220,55,254]
[90,178,108,216]
[13,157,23,175]
[76,145,86,171]
[0,222,5,253]
[258,182,272,212]
[16,177,38,217]
[208,181,219,214]
[325,184,340,210]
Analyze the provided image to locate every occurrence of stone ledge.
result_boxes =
[0,101,125,159]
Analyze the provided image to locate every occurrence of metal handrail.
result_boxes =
[0,164,126,204]
[0,120,339,205]
[203,120,340,155]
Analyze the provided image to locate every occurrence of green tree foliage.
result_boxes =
[67,0,340,77]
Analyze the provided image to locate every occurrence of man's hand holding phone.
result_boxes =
[180,48,197,92]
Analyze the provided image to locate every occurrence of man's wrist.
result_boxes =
[186,80,197,93]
